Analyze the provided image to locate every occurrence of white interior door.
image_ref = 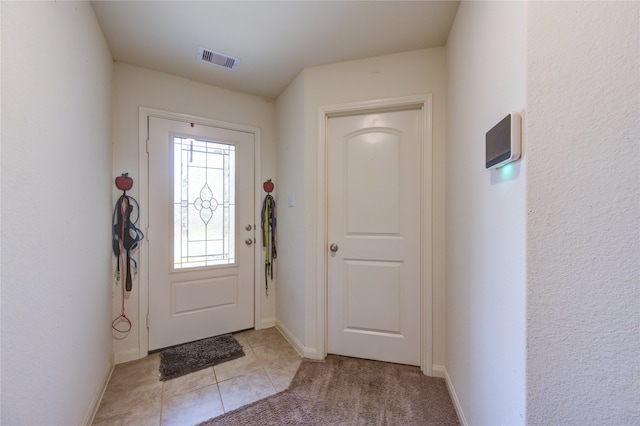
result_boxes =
[327,108,422,366]
[148,116,254,351]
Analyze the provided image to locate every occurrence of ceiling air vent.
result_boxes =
[197,46,239,70]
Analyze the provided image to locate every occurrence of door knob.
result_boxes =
[329,243,339,252]
[245,238,253,246]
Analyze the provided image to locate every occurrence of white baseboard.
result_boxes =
[275,319,321,359]
[258,317,276,329]
[83,353,115,426]
[114,348,142,364]
[113,348,140,364]
[431,364,446,378]
[275,319,304,357]
[303,346,320,359]
[443,366,469,426]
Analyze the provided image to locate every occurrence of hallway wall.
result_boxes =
[445,2,527,424]
[275,48,447,366]
[526,2,640,423]
[111,62,277,362]
[446,2,640,424]
[1,2,114,424]
[274,72,306,344]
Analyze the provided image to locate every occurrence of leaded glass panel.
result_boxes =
[173,136,236,269]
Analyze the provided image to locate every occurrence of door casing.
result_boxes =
[137,107,263,358]
[316,95,433,375]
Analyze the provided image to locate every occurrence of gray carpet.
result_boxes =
[200,355,459,425]
[159,334,244,381]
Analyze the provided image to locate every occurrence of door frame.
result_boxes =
[137,107,262,357]
[316,95,433,375]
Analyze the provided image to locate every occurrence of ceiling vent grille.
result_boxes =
[197,46,239,70]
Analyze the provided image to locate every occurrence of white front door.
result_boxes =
[148,116,255,351]
[327,108,422,366]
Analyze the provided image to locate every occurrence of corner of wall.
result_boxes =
[83,354,115,426]
[443,367,469,426]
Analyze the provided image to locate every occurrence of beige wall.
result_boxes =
[275,48,447,367]
[446,2,640,424]
[526,2,640,423]
[1,2,114,424]
[445,2,527,424]
[274,72,307,343]
[111,62,277,361]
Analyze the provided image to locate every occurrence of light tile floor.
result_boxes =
[92,327,302,426]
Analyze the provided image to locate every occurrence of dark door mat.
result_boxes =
[159,333,245,381]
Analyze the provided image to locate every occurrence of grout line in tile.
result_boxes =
[158,389,164,426]
[212,362,219,384]
[263,366,277,391]
[217,383,227,414]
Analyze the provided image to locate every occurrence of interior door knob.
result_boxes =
[330,243,338,252]
[245,238,253,246]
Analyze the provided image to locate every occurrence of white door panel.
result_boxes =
[148,117,254,351]
[327,109,421,365]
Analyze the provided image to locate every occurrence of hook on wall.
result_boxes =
[263,179,274,193]
[115,173,134,193]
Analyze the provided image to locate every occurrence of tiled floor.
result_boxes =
[92,327,302,426]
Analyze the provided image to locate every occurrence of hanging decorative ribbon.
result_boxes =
[111,173,144,333]
[261,180,276,296]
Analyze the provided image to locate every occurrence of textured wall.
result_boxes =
[445,2,527,424]
[1,2,113,423]
[527,2,640,423]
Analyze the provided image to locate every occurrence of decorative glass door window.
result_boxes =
[173,136,235,269]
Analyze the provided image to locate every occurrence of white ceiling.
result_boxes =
[91,1,460,99]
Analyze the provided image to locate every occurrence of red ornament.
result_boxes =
[263,180,274,193]
[115,173,134,191]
